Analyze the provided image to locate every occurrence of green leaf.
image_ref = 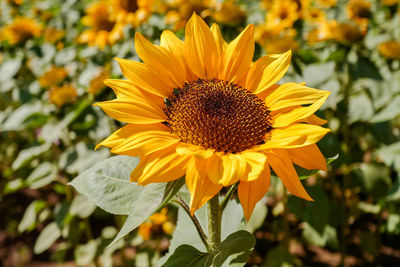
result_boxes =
[2,101,43,131]
[386,174,400,202]
[26,162,57,189]
[354,162,391,199]
[18,200,46,233]
[12,143,51,171]
[162,245,213,267]
[69,155,142,215]
[34,222,61,254]
[265,245,294,267]
[157,178,186,211]
[213,230,255,267]
[69,195,97,218]
[108,182,171,247]
[74,240,98,266]
[376,142,400,171]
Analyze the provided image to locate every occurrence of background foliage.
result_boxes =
[1,0,400,266]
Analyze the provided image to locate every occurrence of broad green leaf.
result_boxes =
[0,58,21,83]
[302,62,335,87]
[18,200,46,233]
[371,96,400,123]
[213,230,255,267]
[162,245,212,267]
[12,143,51,171]
[26,162,57,189]
[302,223,338,248]
[2,101,43,131]
[74,240,98,266]
[376,142,400,171]
[386,174,400,202]
[69,195,97,218]
[108,182,171,247]
[354,162,391,199]
[386,214,400,234]
[265,245,294,267]
[69,155,141,215]
[348,92,374,124]
[34,222,61,254]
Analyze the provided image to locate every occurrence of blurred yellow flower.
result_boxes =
[307,19,337,43]
[96,14,330,220]
[265,0,299,33]
[206,0,246,25]
[78,1,123,49]
[89,68,110,95]
[138,208,175,240]
[44,27,65,44]
[334,22,365,44]
[378,41,400,60]
[304,7,326,24]
[382,0,399,5]
[39,66,68,88]
[317,0,337,8]
[49,84,78,107]
[346,0,371,33]
[0,17,42,45]
[110,0,153,27]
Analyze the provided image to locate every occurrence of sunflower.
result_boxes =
[95,13,330,220]
[110,0,153,27]
[378,41,400,60]
[265,0,299,33]
[78,1,123,49]
[49,83,78,107]
[39,66,68,88]
[0,17,42,45]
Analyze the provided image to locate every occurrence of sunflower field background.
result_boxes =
[1,0,400,266]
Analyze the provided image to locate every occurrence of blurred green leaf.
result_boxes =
[213,230,255,267]
[69,155,141,215]
[12,143,51,171]
[18,200,46,233]
[69,195,96,218]
[26,162,57,189]
[354,163,391,199]
[34,222,61,254]
[162,245,212,267]
[376,142,400,171]
[74,240,97,266]
[265,244,294,267]
[371,96,400,123]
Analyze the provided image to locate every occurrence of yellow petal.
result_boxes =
[135,32,185,88]
[249,51,292,95]
[220,154,248,186]
[93,97,166,124]
[176,143,214,159]
[241,152,267,182]
[219,24,254,83]
[111,125,180,155]
[272,93,329,128]
[303,114,327,125]
[104,79,164,109]
[116,58,171,97]
[257,124,330,150]
[184,13,218,79]
[238,164,271,221]
[95,124,138,150]
[160,30,196,81]
[210,23,227,57]
[132,146,189,184]
[288,144,327,171]
[268,149,313,201]
[186,159,222,215]
[265,82,330,111]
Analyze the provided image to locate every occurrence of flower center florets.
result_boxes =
[164,79,272,153]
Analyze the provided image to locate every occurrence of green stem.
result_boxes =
[220,183,239,212]
[173,196,210,252]
[207,195,221,253]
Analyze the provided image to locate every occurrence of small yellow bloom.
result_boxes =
[378,41,400,60]
[149,207,169,225]
[317,0,337,8]
[382,0,399,6]
[265,0,299,33]
[304,7,326,24]
[208,0,246,25]
[0,17,42,45]
[346,0,371,28]
[89,68,110,95]
[162,221,175,235]
[307,19,337,43]
[334,22,365,44]
[138,222,152,240]
[78,1,122,49]
[49,84,78,107]
[44,27,65,44]
[96,14,330,220]
[39,66,68,88]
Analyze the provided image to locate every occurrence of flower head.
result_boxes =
[49,84,78,107]
[95,13,330,220]
[378,41,400,60]
[0,17,42,45]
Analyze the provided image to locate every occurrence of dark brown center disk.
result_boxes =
[164,79,272,153]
